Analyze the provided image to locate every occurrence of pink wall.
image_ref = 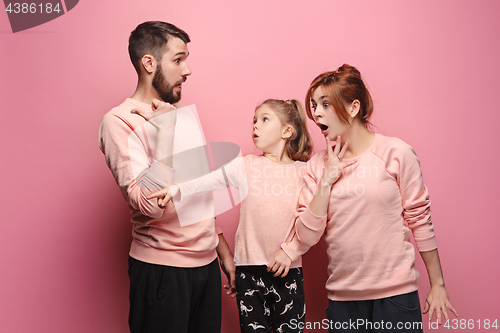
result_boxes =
[1,0,499,332]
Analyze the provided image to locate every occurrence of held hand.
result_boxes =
[321,136,357,186]
[219,255,237,298]
[147,185,180,208]
[131,98,177,130]
[267,250,292,278]
[423,285,459,324]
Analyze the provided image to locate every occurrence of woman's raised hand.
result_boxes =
[148,185,180,208]
[321,136,357,186]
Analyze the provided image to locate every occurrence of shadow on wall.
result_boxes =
[302,238,330,329]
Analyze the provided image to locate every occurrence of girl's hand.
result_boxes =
[147,185,180,208]
[131,98,177,130]
[423,285,459,324]
[267,250,292,277]
[321,136,357,187]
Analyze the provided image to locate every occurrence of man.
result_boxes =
[98,21,235,333]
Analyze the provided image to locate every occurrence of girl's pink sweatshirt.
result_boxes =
[176,155,310,268]
[296,134,437,301]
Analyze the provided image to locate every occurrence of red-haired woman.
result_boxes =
[295,64,458,332]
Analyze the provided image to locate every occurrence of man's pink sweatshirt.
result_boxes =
[98,99,219,267]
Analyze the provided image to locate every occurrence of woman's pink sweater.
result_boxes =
[296,134,437,301]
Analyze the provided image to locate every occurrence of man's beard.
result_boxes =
[152,64,182,104]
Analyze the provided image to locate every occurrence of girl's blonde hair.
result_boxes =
[257,99,313,162]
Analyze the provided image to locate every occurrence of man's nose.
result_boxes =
[182,63,192,77]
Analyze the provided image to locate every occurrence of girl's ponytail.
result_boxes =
[259,99,313,162]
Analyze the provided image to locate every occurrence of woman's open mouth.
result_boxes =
[317,123,329,135]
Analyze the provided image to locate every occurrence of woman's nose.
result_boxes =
[314,111,322,121]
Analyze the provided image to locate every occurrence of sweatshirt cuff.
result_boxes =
[281,242,301,262]
[149,159,175,186]
[415,235,438,252]
[301,207,328,230]
[176,182,189,203]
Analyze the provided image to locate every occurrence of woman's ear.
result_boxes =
[347,100,361,120]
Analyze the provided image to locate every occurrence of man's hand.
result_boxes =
[131,98,177,130]
[131,98,177,166]
[148,185,180,208]
[216,234,236,298]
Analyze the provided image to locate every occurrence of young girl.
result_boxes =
[151,99,313,333]
[295,64,458,332]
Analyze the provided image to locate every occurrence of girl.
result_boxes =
[151,99,313,333]
[295,65,458,332]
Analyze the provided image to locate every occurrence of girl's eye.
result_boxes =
[263,117,268,122]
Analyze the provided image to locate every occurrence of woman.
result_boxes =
[295,64,458,332]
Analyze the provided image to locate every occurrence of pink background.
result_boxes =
[1,0,499,332]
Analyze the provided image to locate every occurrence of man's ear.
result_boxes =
[141,54,156,75]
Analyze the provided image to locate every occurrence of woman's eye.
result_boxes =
[311,105,317,110]
[323,102,329,108]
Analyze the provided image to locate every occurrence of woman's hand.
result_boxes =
[147,185,180,208]
[131,98,177,130]
[321,136,357,187]
[267,250,292,277]
[423,285,459,324]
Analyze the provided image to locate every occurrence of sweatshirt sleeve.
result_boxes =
[280,171,311,261]
[176,156,246,203]
[99,113,175,219]
[295,154,328,247]
[395,143,437,252]
[281,232,311,262]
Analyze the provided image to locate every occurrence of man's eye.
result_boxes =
[175,59,180,64]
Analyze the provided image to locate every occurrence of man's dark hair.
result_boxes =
[128,21,190,75]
